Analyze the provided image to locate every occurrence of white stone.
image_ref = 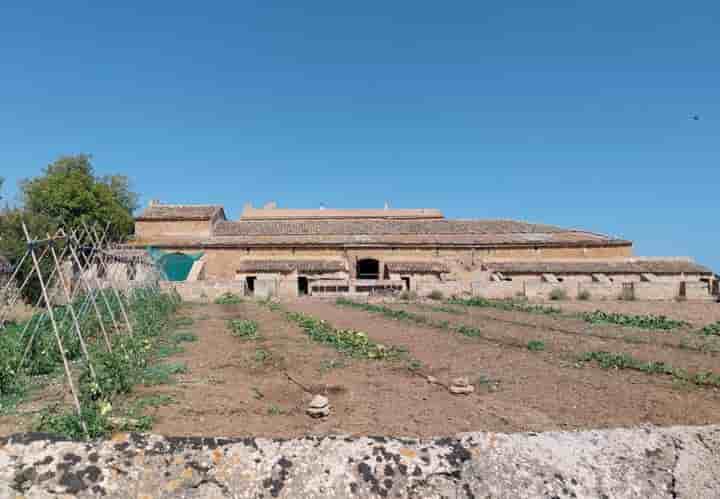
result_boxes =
[309,395,328,409]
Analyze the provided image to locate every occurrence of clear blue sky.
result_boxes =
[1,2,718,270]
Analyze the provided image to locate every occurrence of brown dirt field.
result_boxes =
[397,303,720,372]
[546,299,720,327]
[124,302,517,437]
[282,299,720,433]
[4,298,720,439]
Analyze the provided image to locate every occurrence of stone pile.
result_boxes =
[449,377,474,395]
[307,394,330,418]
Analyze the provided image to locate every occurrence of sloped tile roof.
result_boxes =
[483,260,713,275]
[207,219,627,248]
[136,205,225,221]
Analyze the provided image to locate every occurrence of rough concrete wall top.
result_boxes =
[1,425,719,498]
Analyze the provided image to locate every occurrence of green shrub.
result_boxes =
[215,292,242,305]
[428,290,444,301]
[577,289,591,301]
[228,319,260,340]
[549,288,567,301]
[398,290,418,301]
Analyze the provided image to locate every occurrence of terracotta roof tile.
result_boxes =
[136,205,225,221]
[206,219,626,247]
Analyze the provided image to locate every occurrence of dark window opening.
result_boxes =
[402,277,410,291]
[246,276,256,295]
[298,276,309,295]
[356,258,380,280]
[127,263,137,281]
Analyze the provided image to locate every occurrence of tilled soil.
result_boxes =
[127,302,517,437]
[551,300,720,327]
[5,298,720,439]
[283,299,720,433]
[395,302,720,372]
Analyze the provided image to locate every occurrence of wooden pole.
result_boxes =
[21,221,87,438]
[48,236,98,384]
[85,222,134,336]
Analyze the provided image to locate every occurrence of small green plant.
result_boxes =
[228,319,260,340]
[527,340,546,351]
[36,404,111,440]
[254,348,273,363]
[171,331,198,343]
[406,359,423,372]
[174,317,194,327]
[582,310,688,330]
[549,288,568,301]
[699,322,720,336]
[577,289,591,301]
[141,362,188,386]
[215,292,243,305]
[428,290,444,301]
[267,405,283,416]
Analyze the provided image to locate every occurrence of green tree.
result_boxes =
[21,154,137,240]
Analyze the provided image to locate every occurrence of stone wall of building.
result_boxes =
[160,280,245,302]
[135,220,214,240]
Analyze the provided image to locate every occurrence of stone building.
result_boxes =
[131,201,717,301]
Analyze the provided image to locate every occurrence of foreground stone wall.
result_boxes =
[0,425,718,498]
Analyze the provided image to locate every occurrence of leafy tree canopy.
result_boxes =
[21,154,138,239]
[1,155,138,304]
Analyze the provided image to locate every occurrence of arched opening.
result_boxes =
[356,258,380,280]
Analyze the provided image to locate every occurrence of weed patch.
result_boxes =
[699,322,720,337]
[141,362,188,386]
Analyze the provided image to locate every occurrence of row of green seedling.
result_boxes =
[581,310,689,331]
[285,309,406,360]
[448,297,562,315]
[580,350,720,388]
[335,298,487,340]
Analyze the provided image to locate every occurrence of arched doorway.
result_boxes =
[356,258,380,280]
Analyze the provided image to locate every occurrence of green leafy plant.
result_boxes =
[141,362,188,386]
[582,310,689,330]
[699,322,720,336]
[549,288,567,301]
[228,319,260,340]
[527,340,546,351]
[286,310,407,360]
[449,297,562,315]
[428,290,444,301]
[215,292,243,305]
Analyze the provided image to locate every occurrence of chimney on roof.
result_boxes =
[149,199,160,207]
[263,201,277,210]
